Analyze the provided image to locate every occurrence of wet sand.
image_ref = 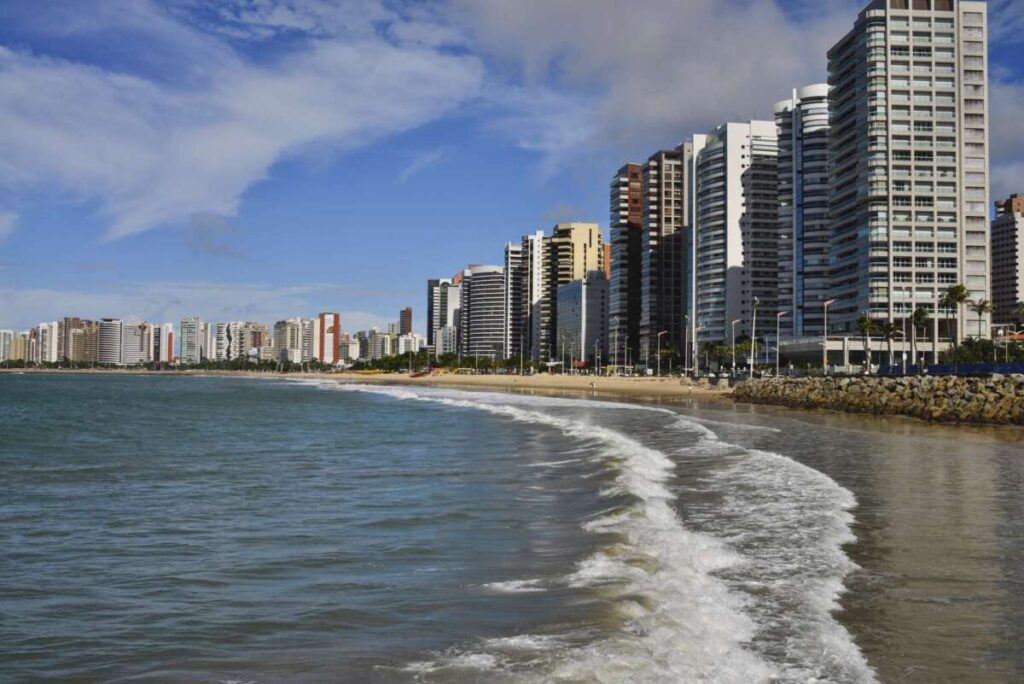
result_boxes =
[0,368,732,402]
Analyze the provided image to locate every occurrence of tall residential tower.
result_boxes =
[827,0,991,358]
[775,85,832,339]
[992,194,1024,325]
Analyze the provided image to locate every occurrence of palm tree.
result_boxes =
[856,314,879,373]
[939,284,970,358]
[970,299,992,339]
[911,307,931,368]
[880,321,900,367]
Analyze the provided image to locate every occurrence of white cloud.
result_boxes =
[0,2,482,240]
[452,0,856,160]
[0,281,393,332]
[396,149,445,183]
[989,0,1024,46]
[0,211,15,241]
[990,78,1024,201]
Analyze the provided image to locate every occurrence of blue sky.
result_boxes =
[1,0,1022,334]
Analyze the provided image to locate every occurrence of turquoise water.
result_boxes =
[2,374,1023,682]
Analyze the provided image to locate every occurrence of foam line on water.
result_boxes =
[318,383,778,681]
[305,382,873,682]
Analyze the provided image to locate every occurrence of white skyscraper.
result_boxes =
[692,121,779,344]
[827,0,991,360]
[121,322,151,366]
[0,330,12,362]
[37,321,59,363]
[460,265,506,360]
[775,84,831,339]
[98,319,123,366]
[504,241,524,360]
[179,317,207,364]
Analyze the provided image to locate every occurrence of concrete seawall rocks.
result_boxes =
[733,375,1024,425]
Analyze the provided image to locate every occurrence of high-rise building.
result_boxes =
[503,241,524,359]
[693,122,779,344]
[121,322,151,366]
[519,230,551,361]
[775,85,831,339]
[399,308,412,337]
[152,323,174,364]
[460,265,506,360]
[59,317,82,361]
[556,272,609,367]
[427,279,461,350]
[314,313,341,365]
[0,330,12,362]
[640,146,691,363]
[550,222,604,286]
[273,318,313,363]
[59,318,99,363]
[827,0,991,359]
[339,336,361,363]
[179,317,208,364]
[10,332,29,362]
[397,333,425,355]
[98,318,123,366]
[549,222,603,360]
[992,194,1024,325]
[435,326,458,356]
[609,163,644,367]
[37,322,59,363]
[215,322,241,361]
[369,329,393,360]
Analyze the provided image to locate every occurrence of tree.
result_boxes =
[939,284,970,360]
[911,307,931,367]
[970,299,992,339]
[880,321,901,367]
[856,314,879,373]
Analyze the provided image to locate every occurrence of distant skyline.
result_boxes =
[2,0,1022,332]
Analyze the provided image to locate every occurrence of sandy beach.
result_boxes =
[330,371,732,401]
[0,368,732,402]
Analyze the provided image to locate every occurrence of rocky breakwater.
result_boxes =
[733,375,1024,425]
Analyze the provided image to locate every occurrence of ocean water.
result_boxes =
[1,374,1023,683]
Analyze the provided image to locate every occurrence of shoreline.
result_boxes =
[0,367,732,402]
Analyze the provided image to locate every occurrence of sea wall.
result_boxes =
[733,375,1024,425]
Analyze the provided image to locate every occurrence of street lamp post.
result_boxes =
[694,324,706,377]
[823,299,836,375]
[612,316,620,376]
[731,319,741,377]
[657,331,668,377]
[560,334,567,375]
[750,297,760,380]
[776,311,787,377]
[684,315,689,376]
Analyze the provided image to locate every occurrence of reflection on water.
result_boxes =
[682,401,1024,683]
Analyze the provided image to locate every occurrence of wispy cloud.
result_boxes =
[185,213,243,258]
[0,1,482,241]
[989,0,1024,46]
[0,210,16,242]
[990,78,1024,201]
[396,149,445,183]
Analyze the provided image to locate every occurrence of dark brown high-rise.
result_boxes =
[399,307,413,336]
